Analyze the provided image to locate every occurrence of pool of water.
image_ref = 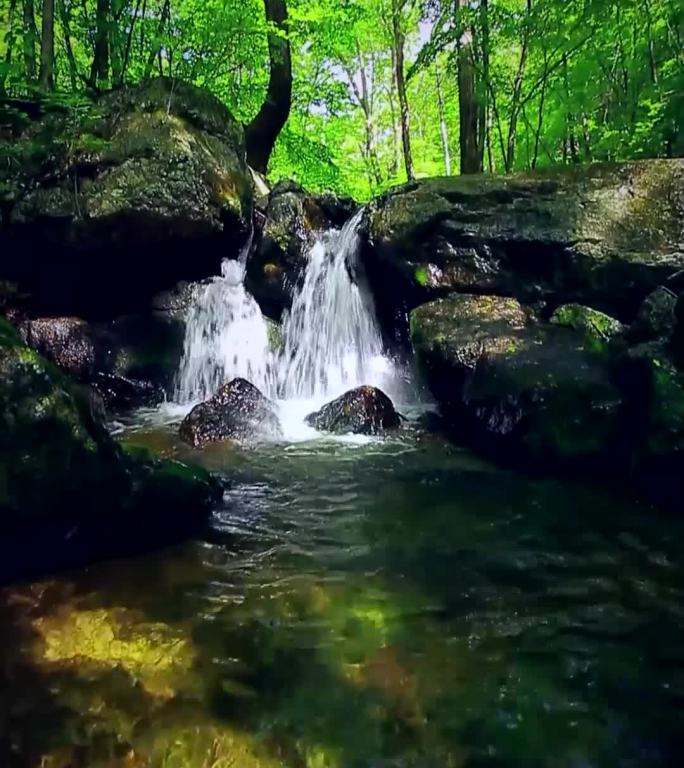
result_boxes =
[2,409,684,768]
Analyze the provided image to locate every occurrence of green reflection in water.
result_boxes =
[2,420,684,768]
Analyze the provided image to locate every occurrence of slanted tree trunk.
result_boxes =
[245,0,292,174]
[22,0,37,82]
[38,0,54,90]
[435,61,451,175]
[456,0,482,173]
[89,0,110,88]
[391,0,414,181]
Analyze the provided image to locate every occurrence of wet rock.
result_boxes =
[305,386,401,435]
[365,160,684,340]
[410,295,623,468]
[629,286,678,343]
[179,378,281,447]
[247,180,359,319]
[0,317,218,579]
[18,316,98,377]
[92,373,164,411]
[550,304,625,343]
[0,78,253,319]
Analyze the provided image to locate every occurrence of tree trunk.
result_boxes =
[245,0,292,174]
[0,0,17,94]
[22,0,37,81]
[435,61,451,176]
[391,0,414,181]
[144,0,169,79]
[89,0,110,88]
[457,0,482,174]
[58,0,78,89]
[504,0,532,172]
[38,0,54,90]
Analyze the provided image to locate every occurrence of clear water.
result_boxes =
[2,417,684,768]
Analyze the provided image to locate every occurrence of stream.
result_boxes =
[1,213,684,768]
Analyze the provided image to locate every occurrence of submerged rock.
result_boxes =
[365,160,684,339]
[179,378,281,447]
[0,318,218,580]
[305,386,401,435]
[410,295,623,467]
[0,77,253,318]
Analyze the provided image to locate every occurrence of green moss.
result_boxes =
[550,303,624,342]
[415,265,429,287]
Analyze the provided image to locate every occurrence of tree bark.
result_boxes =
[143,0,169,79]
[22,0,37,81]
[38,0,54,90]
[391,0,414,181]
[457,0,481,174]
[435,61,451,176]
[0,0,17,94]
[89,0,110,88]
[58,0,78,89]
[245,0,292,174]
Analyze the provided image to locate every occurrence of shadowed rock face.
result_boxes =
[0,318,218,579]
[305,386,401,435]
[0,78,253,319]
[365,160,684,341]
[410,295,624,468]
[179,378,282,447]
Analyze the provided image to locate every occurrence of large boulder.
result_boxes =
[305,386,401,435]
[247,180,358,319]
[179,378,282,447]
[410,295,624,468]
[0,318,218,579]
[365,160,684,339]
[0,78,253,318]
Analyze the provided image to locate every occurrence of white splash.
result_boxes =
[276,209,393,401]
[175,258,274,404]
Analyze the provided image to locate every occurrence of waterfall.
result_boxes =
[175,251,274,405]
[175,209,395,410]
[276,209,391,400]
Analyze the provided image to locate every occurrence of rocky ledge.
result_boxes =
[0,318,219,581]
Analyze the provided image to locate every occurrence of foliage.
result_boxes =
[0,0,682,198]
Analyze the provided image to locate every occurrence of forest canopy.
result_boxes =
[1,0,682,199]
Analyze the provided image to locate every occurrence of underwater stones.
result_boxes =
[410,295,623,468]
[33,606,196,698]
[305,386,401,435]
[364,159,684,333]
[550,304,625,343]
[179,378,282,447]
[0,77,253,318]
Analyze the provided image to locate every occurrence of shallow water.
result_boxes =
[2,411,684,768]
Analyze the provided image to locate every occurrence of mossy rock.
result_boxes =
[410,296,623,468]
[0,319,217,578]
[366,160,684,334]
[550,303,624,345]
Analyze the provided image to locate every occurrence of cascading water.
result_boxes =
[277,209,392,401]
[174,209,399,436]
[175,255,274,405]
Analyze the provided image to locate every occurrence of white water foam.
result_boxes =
[174,209,401,441]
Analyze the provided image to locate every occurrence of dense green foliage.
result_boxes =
[1,0,682,198]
